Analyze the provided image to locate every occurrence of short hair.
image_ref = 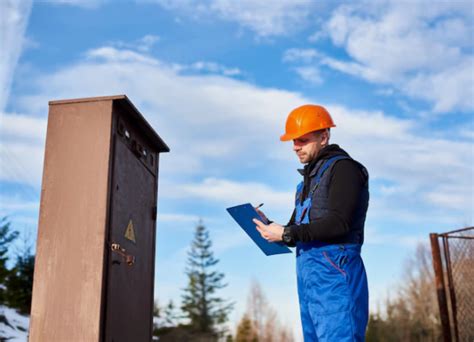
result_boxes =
[313,128,330,143]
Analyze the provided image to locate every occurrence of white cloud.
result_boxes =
[294,66,323,85]
[176,177,293,210]
[157,213,217,224]
[329,105,414,140]
[86,46,241,77]
[0,140,45,189]
[282,48,320,63]
[459,128,474,140]
[375,88,395,97]
[138,34,160,51]
[86,47,159,65]
[0,112,47,189]
[403,57,474,113]
[365,226,424,247]
[46,0,106,9]
[107,34,161,53]
[13,46,304,180]
[0,112,47,144]
[425,184,474,212]
[0,195,39,213]
[153,0,313,37]
[321,0,474,113]
[211,226,249,254]
[7,46,473,225]
[283,49,324,84]
[320,57,379,82]
[0,0,33,112]
[328,104,473,223]
[308,29,327,43]
[180,61,241,76]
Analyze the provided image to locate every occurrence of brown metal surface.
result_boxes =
[30,95,168,342]
[114,102,158,176]
[50,95,170,153]
[430,233,452,342]
[102,115,157,341]
[440,226,474,236]
[441,236,474,240]
[442,236,459,341]
[29,99,114,342]
[48,94,127,105]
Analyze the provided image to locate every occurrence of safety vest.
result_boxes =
[294,155,369,250]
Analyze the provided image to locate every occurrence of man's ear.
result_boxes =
[321,129,330,145]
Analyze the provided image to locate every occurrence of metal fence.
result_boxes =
[430,227,474,342]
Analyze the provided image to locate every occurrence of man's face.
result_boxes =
[292,131,327,164]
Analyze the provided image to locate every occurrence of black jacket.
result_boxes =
[286,144,369,244]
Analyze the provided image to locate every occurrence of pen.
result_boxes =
[256,203,264,209]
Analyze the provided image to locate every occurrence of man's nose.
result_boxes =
[293,142,300,151]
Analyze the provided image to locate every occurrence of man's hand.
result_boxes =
[253,219,284,242]
[254,207,269,224]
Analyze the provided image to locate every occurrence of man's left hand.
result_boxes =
[253,219,284,242]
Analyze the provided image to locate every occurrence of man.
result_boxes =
[253,104,369,341]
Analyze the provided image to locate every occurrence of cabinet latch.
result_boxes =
[110,243,135,266]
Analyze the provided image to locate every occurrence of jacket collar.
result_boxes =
[297,158,321,177]
[296,144,340,177]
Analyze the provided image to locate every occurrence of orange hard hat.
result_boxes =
[280,104,336,141]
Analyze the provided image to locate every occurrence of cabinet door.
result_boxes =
[103,134,156,342]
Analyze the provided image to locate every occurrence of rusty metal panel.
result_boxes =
[29,99,114,342]
[102,111,158,342]
[440,228,474,341]
[430,233,452,342]
[29,95,168,342]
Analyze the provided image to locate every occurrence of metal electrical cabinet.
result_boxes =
[29,95,169,342]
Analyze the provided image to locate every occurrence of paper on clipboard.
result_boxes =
[226,203,292,256]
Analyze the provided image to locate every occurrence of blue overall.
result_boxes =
[295,156,369,341]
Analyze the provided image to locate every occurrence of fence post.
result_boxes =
[442,236,459,341]
[430,233,452,342]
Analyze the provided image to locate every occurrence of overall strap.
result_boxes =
[309,155,349,195]
[295,181,304,205]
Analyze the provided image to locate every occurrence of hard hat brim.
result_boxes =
[279,133,299,141]
[279,124,335,142]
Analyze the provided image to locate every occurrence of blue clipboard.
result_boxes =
[226,203,292,256]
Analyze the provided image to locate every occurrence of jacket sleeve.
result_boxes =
[286,160,367,243]
[287,209,296,226]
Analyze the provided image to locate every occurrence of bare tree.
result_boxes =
[367,243,441,341]
[235,314,258,342]
[239,280,293,342]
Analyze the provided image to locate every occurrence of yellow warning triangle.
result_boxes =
[124,220,136,243]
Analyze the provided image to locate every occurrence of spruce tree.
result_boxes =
[4,226,35,314]
[0,217,19,305]
[163,300,181,327]
[153,299,184,339]
[181,222,233,335]
[5,253,35,314]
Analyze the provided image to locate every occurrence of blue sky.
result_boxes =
[1,0,473,338]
